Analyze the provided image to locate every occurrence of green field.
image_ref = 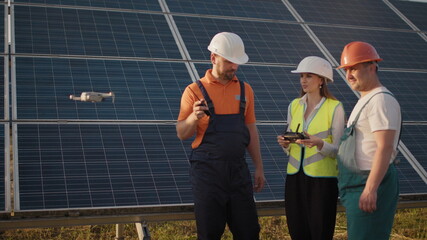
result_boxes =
[1,208,426,239]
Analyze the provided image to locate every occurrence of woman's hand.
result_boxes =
[295,132,324,150]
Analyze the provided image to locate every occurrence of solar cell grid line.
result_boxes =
[193,63,359,121]
[390,0,427,32]
[288,0,412,30]
[174,16,324,65]
[13,5,182,59]
[12,0,162,12]
[165,0,295,21]
[311,25,427,70]
[14,57,191,120]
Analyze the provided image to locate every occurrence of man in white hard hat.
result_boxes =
[177,32,265,240]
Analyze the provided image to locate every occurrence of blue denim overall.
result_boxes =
[189,80,260,240]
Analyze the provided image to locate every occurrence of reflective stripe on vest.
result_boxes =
[287,98,340,177]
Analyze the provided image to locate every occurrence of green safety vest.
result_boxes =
[287,98,341,177]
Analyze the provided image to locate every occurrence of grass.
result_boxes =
[0,208,426,239]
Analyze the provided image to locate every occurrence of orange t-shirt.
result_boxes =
[178,69,256,149]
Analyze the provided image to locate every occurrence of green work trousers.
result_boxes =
[338,164,399,240]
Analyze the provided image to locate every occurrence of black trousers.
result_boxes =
[284,170,338,240]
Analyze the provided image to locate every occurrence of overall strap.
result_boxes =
[239,80,246,114]
[196,80,215,114]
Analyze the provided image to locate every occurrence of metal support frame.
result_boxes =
[115,224,125,240]
[136,222,151,240]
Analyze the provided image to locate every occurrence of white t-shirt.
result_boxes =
[347,87,401,170]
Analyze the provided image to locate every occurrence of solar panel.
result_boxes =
[0,57,4,120]
[16,124,193,210]
[174,16,324,64]
[0,4,3,54]
[288,0,412,30]
[0,125,5,212]
[166,0,295,21]
[13,0,162,12]
[14,6,181,59]
[15,57,190,120]
[401,125,427,175]
[194,63,360,121]
[378,71,427,122]
[8,0,427,217]
[311,25,427,70]
[390,0,427,31]
[16,123,291,210]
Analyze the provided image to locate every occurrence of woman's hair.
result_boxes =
[299,76,337,100]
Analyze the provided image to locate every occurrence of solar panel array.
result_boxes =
[2,0,426,214]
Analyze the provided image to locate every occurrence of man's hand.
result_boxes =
[359,188,377,213]
[253,168,265,192]
[193,99,209,120]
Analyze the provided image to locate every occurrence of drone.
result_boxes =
[69,91,115,103]
[282,123,309,143]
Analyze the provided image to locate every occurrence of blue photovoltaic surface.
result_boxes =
[0,5,3,53]
[378,71,427,122]
[13,0,162,12]
[194,63,359,121]
[174,16,323,64]
[17,123,292,210]
[14,6,181,59]
[0,57,4,120]
[10,0,427,212]
[311,26,427,70]
[166,0,295,21]
[0,125,4,211]
[15,57,191,120]
[17,124,193,210]
[253,125,288,201]
[288,0,411,30]
[401,125,427,177]
[390,0,427,32]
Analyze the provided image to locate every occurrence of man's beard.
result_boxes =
[221,70,236,81]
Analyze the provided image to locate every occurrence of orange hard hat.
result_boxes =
[337,41,382,69]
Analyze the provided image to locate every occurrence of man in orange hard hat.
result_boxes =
[176,32,265,240]
[336,41,401,240]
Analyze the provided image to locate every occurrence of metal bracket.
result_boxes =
[136,222,151,240]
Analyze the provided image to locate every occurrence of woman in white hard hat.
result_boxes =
[277,56,345,240]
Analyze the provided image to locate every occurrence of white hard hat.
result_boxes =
[207,32,249,65]
[291,56,334,82]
